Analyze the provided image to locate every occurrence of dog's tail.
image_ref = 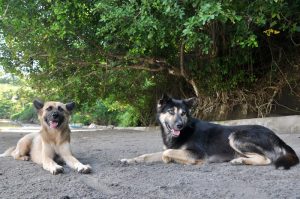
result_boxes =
[274,143,299,170]
[0,146,15,157]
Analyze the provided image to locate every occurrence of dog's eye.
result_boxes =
[46,106,53,111]
[168,109,175,115]
[181,111,186,116]
[58,106,64,112]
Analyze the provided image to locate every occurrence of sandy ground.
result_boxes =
[0,129,300,199]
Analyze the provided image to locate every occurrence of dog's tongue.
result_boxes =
[172,129,180,137]
[49,121,58,128]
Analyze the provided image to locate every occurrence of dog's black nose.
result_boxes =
[176,124,183,129]
[52,112,59,118]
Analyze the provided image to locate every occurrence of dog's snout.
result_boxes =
[176,124,183,129]
[176,123,183,129]
[52,112,59,118]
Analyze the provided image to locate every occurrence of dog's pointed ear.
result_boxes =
[157,93,171,105]
[33,99,44,110]
[66,102,75,112]
[184,97,197,109]
[157,94,171,108]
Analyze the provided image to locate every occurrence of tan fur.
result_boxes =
[230,153,271,165]
[1,101,91,175]
[162,149,204,165]
[229,135,271,166]
[121,149,204,165]
[121,152,163,164]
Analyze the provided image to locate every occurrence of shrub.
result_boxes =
[0,89,15,119]
[10,103,37,122]
[0,98,13,118]
[71,113,91,126]
[116,106,139,127]
[70,99,140,127]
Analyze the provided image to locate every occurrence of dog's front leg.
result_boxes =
[121,152,164,164]
[58,143,91,174]
[162,149,204,165]
[42,142,64,175]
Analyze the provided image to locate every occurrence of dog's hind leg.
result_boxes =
[121,152,164,164]
[0,146,15,157]
[230,153,271,165]
[162,149,204,165]
[11,133,36,161]
[229,132,271,166]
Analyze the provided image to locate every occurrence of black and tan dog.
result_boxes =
[121,95,299,169]
[0,100,91,174]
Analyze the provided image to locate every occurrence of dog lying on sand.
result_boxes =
[0,100,91,175]
[121,95,299,169]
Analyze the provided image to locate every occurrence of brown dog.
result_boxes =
[0,100,91,175]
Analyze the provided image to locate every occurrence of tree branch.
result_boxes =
[0,4,9,20]
[180,41,185,76]
[179,40,200,97]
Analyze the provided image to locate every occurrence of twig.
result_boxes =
[290,34,300,47]
[0,4,9,20]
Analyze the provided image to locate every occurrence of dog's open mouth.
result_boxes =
[165,123,180,137]
[49,120,59,129]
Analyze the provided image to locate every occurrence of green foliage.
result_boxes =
[0,72,20,84]
[0,83,37,122]
[0,94,13,118]
[0,84,18,118]
[0,0,299,122]
[71,100,116,125]
[70,99,140,127]
[71,113,91,126]
[10,103,36,122]
[116,106,139,127]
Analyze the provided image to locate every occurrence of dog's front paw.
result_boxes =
[21,155,30,161]
[162,150,172,163]
[162,155,171,163]
[49,165,64,175]
[120,158,132,164]
[43,163,64,175]
[76,163,92,174]
[120,158,136,164]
